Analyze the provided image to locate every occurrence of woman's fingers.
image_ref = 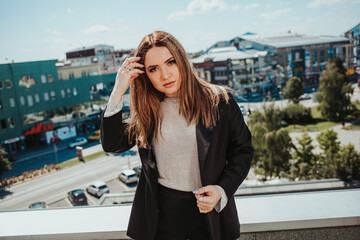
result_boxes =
[120,57,142,71]
[195,185,222,213]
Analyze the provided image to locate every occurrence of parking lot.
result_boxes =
[48,177,138,208]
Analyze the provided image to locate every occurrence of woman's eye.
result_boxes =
[149,67,157,73]
[168,60,176,65]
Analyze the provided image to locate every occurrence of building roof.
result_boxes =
[240,33,349,48]
[67,44,114,53]
[192,46,268,63]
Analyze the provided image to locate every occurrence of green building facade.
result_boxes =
[0,60,115,157]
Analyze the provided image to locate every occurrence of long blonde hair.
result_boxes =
[129,31,229,148]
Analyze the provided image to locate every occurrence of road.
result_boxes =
[0,151,141,210]
[2,141,101,179]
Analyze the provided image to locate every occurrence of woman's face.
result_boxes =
[144,46,181,98]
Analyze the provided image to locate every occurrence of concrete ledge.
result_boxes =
[0,188,359,239]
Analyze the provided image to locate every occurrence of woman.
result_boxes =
[101,31,253,240]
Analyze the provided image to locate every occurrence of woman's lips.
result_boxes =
[163,81,175,88]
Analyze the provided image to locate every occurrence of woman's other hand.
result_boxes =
[194,185,221,213]
[111,57,144,105]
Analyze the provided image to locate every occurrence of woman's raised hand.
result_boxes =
[111,57,144,105]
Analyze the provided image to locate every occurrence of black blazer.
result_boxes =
[101,94,253,240]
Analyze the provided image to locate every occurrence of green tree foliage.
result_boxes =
[316,57,354,121]
[282,76,304,104]
[281,104,313,124]
[334,144,360,181]
[290,131,318,180]
[248,102,282,131]
[316,129,341,179]
[262,129,293,178]
[248,102,294,180]
[0,145,12,179]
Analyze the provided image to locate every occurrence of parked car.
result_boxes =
[133,166,142,177]
[87,130,100,142]
[300,93,311,100]
[68,189,87,205]
[28,201,47,209]
[119,169,139,184]
[86,181,110,198]
[68,137,88,148]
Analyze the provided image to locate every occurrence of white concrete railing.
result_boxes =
[0,188,359,240]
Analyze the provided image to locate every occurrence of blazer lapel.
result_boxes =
[196,120,213,175]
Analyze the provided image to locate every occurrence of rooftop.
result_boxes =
[240,33,350,48]
[192,47,268,63]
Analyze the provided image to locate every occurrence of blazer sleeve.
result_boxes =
[218,95,254,199]
[100,108,136,153]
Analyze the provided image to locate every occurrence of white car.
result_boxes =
[68,137,88,148]
[119,169,139,184]
[86,181,110,198]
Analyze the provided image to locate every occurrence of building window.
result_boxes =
[67,88,72,97]
[73,87,78,96]
[1,119,6,129]
[5,79,12,88]
[48,74,53,83]
[19,76,37,88]
[0,80,3,89]
[44,92,49,101]
[50,91,56,100]
[8,118,15,128]
[69,72,74,79]
[10,98,15,107]
[58,73,62,80]
[81,70,87,77]
[41,75,47,83]
[35,94,40,103]
[61,89,65,98]
[27,95,34,107]
[93,69,98,75]
[20,96,25,105]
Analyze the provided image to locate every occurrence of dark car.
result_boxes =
[68,189,87,206]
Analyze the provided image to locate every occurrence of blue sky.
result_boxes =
[0,0,359,64]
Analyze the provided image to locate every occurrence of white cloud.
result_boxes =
[168,0,226,21]
[232,4,240,10]
[82,25,110,34]
[66,8,73,14]
[245,3,259,10]
[260,8,292,20]
[307,0,348,8]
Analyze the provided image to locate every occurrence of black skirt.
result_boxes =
[156,184,210,240]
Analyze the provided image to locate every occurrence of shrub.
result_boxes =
[281,104,312,125]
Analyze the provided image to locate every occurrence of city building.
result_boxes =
[343,22,360,73]
[200,33,351,96]
[192,47,279,100]
[57,45,116,80]
[0,60,115,157]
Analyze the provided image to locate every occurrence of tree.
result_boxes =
[334,144,360,181]
[293,131,317,166]
[316,129,340,178]
[0,144,12,179]
[290,131,319,180]
[316,57,354,121]
[248,103,294,180]
[282,76,304,104]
